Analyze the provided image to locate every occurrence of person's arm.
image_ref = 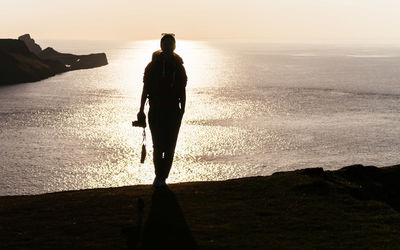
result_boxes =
[138,63,151,114]
[180,88,186,114]
[139,86,147,113]
[179,65,187,114]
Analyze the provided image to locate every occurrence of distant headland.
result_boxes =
[0,34,108,85]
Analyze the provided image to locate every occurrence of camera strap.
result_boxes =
[142,128,146,146]
[140,128,147,164]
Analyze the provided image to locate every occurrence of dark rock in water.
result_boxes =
[1,34,108,85]
[18,33,42,55]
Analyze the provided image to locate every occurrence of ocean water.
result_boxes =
[1,40,400,195]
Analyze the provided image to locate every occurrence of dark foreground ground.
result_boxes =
[1,164,400,249]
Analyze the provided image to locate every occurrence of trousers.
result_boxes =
[148,107,182,179]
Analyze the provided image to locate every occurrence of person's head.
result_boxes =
[160,33,176,53]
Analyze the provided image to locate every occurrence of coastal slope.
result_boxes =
[1,164,400,249]
[0,34,108,86]
[0,39,61,85]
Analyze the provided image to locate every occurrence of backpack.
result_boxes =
[144,50,186,108]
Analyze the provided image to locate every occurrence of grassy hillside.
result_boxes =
[1,164,400,249]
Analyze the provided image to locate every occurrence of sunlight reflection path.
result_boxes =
[90,40,230,187]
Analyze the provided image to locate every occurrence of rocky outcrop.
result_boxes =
[18,34,42,55]
[1,34,108,85]
[276,164,400,212]
[39,47,108,71]
[0,39,60,85]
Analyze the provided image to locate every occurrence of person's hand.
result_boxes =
[137,111,146,121]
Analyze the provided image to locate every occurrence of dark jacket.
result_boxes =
[143,50,187,109]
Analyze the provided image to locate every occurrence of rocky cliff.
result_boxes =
[0,39,60,85]
[18,34,42,55]
[0,34,108,85]
[39,47,108,71]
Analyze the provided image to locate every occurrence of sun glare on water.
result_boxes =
[100,39,224,187]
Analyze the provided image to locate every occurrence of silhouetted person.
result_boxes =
[137,33,187,188]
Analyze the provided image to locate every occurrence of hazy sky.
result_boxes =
[2,0,400,42]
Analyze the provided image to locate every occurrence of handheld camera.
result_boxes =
[132,112,146,128]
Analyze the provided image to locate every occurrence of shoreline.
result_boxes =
[1,164,400,249]
[1,163,398,198]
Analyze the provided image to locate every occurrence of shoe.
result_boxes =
[152,177,167,188]
[152,177,159,187]
[159,178,167,187]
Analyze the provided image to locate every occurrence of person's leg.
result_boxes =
[148,109,163,179]
[162,111,182,179]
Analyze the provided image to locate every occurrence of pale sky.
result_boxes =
[2,0,400,42]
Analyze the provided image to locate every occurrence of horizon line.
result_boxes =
[2,35,400,45]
